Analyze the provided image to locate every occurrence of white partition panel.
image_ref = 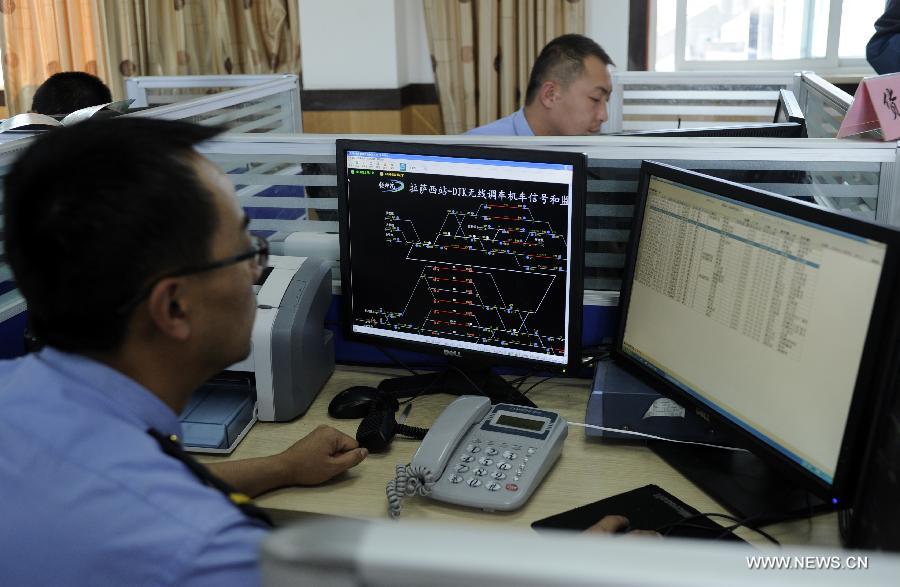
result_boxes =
[0,137,46,320]
[125,74,293,108]
[197,134,900,302]
[796,72,860,140]
[125,75,303,133]
[0,133,894,321]
[606,71,797,133]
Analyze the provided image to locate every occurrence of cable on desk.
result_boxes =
[521,374,556,397]
[568,421,748,452]
[396,370,444,406]
[376,345,422,378]
[386,463,435,518]
[654,512,780,545]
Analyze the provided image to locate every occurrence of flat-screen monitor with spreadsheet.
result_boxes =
[615,161,900,511]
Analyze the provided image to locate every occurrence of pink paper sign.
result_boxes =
[838,72,900,140]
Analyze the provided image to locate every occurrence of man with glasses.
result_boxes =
[0,118,368,586]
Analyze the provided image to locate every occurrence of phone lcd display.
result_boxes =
[496,414,544,432]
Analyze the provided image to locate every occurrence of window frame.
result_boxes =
[650,0,877,75]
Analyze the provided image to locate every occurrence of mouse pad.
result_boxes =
[531,484,746,542]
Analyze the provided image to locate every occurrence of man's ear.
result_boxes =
[537,80,561,109]
[538,79,559,109]
[145,278,192,341]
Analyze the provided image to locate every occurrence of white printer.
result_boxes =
[179,254,335,453]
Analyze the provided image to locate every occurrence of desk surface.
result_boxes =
[202,365,839,547]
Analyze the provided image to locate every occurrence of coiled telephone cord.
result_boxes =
[386,463,435,518]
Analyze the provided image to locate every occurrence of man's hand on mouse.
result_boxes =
[585,515,661,537]
[277,424,369,485]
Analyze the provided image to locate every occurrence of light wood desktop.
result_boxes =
[202,364,839,547]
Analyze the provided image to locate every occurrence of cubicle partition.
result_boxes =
[197,134,900,305]
[126,75,303,133]
[125,74,296,108]
[605,71,796,133]
[795,72,858,139]
[0,130,896,355]
[0,138,39,354]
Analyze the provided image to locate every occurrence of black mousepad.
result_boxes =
[531,484,746,542]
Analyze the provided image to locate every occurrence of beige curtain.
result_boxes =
[423,0,585,135]
[0,0,300,115]
[0,0,112,115]
[98,0,300,100]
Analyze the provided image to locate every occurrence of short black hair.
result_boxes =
[31,72,113,116]
[4,118,225,352]
[524,34,614,105]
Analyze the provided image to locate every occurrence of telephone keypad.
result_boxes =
[448,474,463,484]
[490,471,506,480]
[460,455,474,463]
[484,447,499,456]
[478,457,493,466]
[466,478,482,487]
[496,462,512,470]
[473,467,487,476]
[502,450,518,460]
[454,464,469,473]
[486,482,501,492]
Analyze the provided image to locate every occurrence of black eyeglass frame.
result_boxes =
[116,234,269,315]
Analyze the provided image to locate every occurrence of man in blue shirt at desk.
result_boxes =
[466,34,614,136]
[0,118,368,586]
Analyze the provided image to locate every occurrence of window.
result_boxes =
[652,0,884,72]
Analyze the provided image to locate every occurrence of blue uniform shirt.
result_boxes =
[0,348,269,586]
[465,108,535,136]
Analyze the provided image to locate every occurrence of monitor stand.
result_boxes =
[376,363,537,408]
[651,441,833,524]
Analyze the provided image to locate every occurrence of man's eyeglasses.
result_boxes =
[116,235,269,315]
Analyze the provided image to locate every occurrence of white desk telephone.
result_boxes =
[386,396,567,516]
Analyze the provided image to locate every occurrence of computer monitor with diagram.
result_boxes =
[336,139,586,405]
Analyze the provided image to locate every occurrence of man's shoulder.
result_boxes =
[465,111,520,136]
[0,392,267,585]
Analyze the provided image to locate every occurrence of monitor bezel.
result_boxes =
[336,139,586,374]
[614,122,804,138]
[614,160,900,503]
[773,89,807,135]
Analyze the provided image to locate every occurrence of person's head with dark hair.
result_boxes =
[4,118,264,396]
[31,71,113,116]
[523,34,614,135]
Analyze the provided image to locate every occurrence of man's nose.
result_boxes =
[598,101,609,123]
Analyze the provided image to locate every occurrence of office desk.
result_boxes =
[202,365,839,547]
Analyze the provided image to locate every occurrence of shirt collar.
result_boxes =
[37,347,182,437]
[512,108,536,136]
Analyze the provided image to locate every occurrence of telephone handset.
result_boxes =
[410,396,491,478]
[387,395,567,516]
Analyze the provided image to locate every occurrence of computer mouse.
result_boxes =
[328,385,384,419]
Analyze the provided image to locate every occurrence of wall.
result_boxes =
[298,0,441,134]
[586,0,631,72]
